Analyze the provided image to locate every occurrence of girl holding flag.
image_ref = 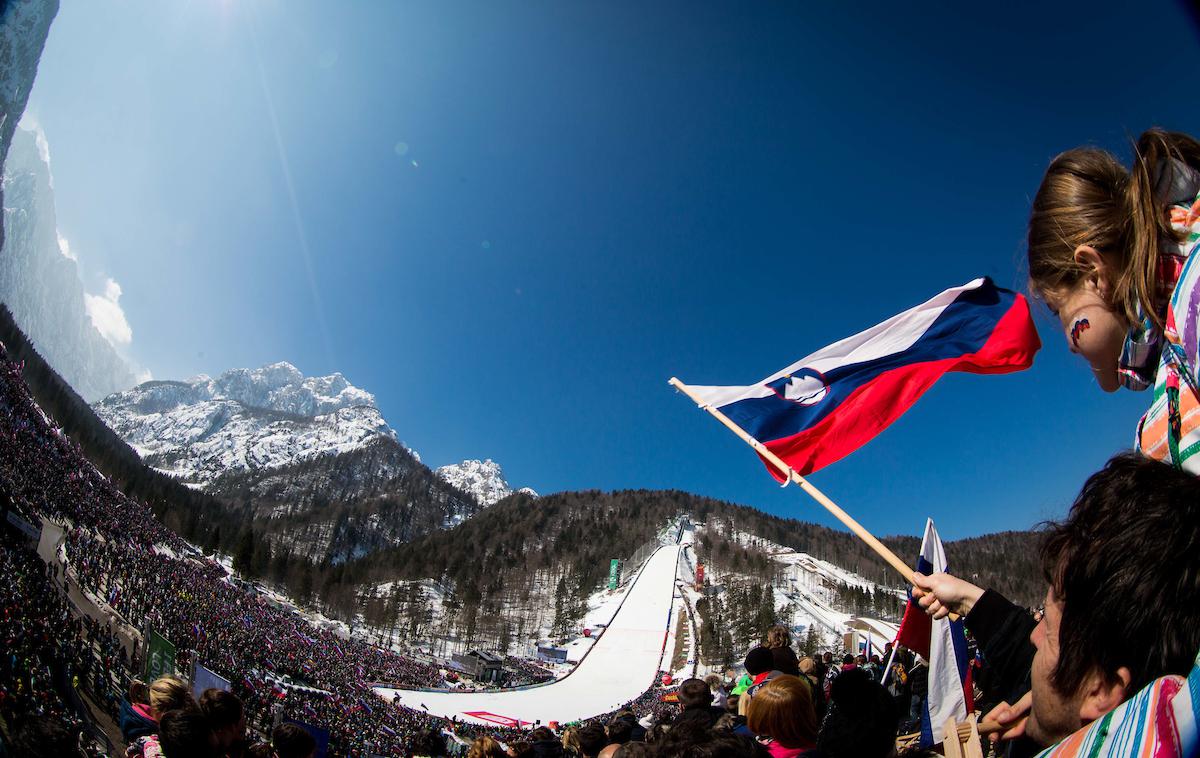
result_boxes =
[913,129,1200,744]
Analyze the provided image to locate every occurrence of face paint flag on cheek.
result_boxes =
[1070,318,1091,349]
[680,278,1042,478]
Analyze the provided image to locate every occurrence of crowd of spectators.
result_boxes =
[0,530,115,757]
[499,658,555,688]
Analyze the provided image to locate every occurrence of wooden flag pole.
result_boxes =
[669,376,917,587]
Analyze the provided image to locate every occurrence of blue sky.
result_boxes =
[23,2,1200,540]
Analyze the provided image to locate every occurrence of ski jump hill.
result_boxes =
[375,540,685,728]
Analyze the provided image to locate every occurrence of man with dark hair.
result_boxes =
[818,667,898,758]
[674,677,724,729]
[8,716,86,758]
[1016,454,1200,748]
[199,688,247,757]
[529,725,564,757]
[271,723,318,758]
[576,723,609,758]
[159,708,220,758]
[605,714,634,745]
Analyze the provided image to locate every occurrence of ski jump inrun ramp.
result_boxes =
[375,542,684,728]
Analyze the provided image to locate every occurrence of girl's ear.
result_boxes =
[1073,245,1114,299]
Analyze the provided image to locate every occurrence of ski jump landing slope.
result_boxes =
[375,543,683,728]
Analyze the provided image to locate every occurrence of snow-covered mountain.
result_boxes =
[92,363,538,560]
[0,126,139,403]
[93,362,396,487]
[435,458,537,507]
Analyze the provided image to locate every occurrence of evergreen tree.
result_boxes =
[233,529,255,575]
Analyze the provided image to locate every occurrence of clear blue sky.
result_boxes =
[23,2,1200,540]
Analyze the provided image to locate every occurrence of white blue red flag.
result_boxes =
[684,278,1039,478]
[895,518,974,748]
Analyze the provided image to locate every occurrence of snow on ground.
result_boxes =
[375,540,685,728]
[697,524,902,650]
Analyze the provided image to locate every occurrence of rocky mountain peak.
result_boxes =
[93,364,395,487]
[435,458,537,507]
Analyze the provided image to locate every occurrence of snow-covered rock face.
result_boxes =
[0,126,139,403]
[0,0,58,183]
[94,363,396,486]
[435,458,536,507]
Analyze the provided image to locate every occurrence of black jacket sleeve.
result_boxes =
[965,589,1036,706]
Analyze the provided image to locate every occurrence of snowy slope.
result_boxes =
[701,524,905,645]
[377,541,684,727]
[435,459,537,507]
[93,363,396,486]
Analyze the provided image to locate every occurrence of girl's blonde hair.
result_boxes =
[765,625,790,649]
[560,726,582,753]
[467,735,505,758]
[148,675,194,717]
[798,656,816,676]
[1027,129,1200,331]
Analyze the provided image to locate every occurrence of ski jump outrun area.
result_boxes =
[375,541,685,728]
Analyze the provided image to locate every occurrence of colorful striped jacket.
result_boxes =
[1033,648,1198,757]
[1135,195,1200,474]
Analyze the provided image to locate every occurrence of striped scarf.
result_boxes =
[1134,194,1200,474]
[1034,648,1199,757]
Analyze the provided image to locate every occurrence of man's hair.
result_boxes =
[606,715,634,744]
[272,722,318,758]
[1041,453,1200,697]
[724,693,740,714]
[159,707,216,758]
[198,688,243,730]
[577,724,608,756]
[686,729,768,753]
[677,678,712,708]
[9,716,82,758]
[818,668,898,758]
[529,726,554,741]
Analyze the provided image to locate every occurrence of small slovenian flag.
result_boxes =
[895,519,974,748]
[684,278,1040,478]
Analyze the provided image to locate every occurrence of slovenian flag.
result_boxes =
[895,519,974,748]
[684,278,1039,478]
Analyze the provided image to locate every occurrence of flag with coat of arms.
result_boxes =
[682,277,1040,478]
